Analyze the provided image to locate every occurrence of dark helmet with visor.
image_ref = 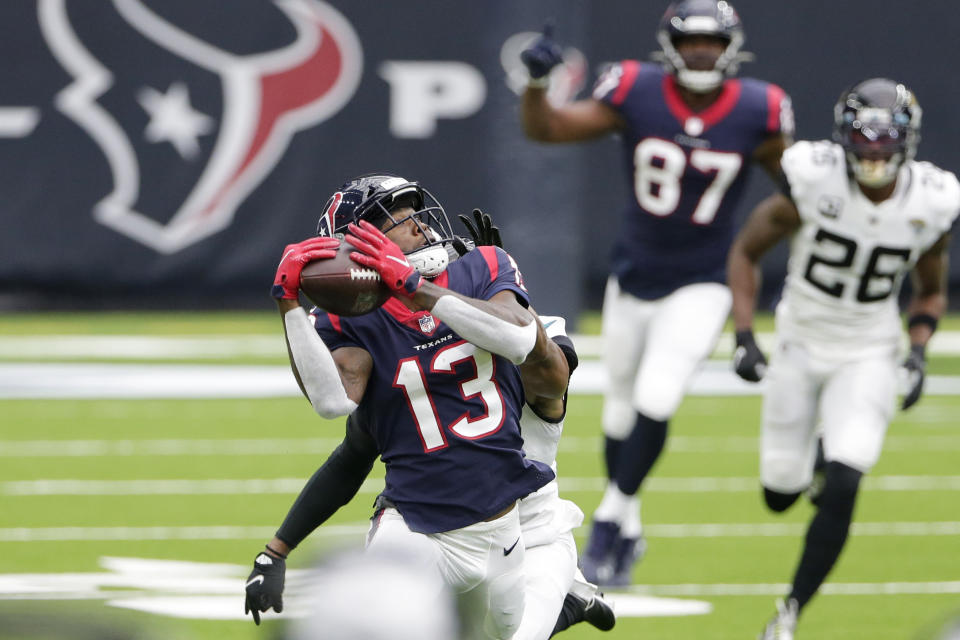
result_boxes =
[317,173,455,277]
[833,78,921,188]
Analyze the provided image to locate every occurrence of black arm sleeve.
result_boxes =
[275,414,379,549]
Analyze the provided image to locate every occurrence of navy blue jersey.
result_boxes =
[312,246,555,534]
[594,61,792,299]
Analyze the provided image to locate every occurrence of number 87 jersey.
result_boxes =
[594,61,793,300]
[778,140,960,350]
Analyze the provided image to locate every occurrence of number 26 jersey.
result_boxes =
[778,140,960,351]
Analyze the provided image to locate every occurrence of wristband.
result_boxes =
[527,75,551,89]
[265,544,288,559]
[907,313,938,333]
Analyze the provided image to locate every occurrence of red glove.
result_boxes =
[271,236,340,300]
[345,221,423,297]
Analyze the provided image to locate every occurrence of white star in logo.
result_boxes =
[137,82,214,160]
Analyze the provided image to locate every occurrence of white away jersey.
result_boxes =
[517,404,583,548]
[777,140,960,351]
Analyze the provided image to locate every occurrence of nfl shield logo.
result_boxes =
[418,315,436,334]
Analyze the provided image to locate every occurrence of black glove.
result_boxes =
[520,22,563,80]
[244,551,285,625]
[733,329,767,382]
[901,343,926,410]
[450,236,475,257]
[458,209,503,249]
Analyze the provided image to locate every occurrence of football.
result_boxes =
[299,242,391,316]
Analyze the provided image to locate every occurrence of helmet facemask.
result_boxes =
[318,175,455,278]
[653,0,752,93]
[833,80,921,189]
[375,188,455,278]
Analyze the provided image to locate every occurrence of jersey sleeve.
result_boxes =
[919,162,960,246]
[474,246,531,306]
[764,83,795,139]
[780,140,840,220]
[309,307,361,351]
[592,60,642,110]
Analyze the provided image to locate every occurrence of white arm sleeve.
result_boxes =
[283,307,358,419]
[430,295,537,365]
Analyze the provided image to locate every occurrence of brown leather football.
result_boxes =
[299,242,390,316]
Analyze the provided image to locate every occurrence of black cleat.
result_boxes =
[583,591,616,631]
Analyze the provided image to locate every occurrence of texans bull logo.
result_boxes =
[38,0,362,253]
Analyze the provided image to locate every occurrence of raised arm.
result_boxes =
[518,23,624,142]
[521,91,624,143]
[346,220,542,365]
[272,238,371,418]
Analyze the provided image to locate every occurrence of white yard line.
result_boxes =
[0,335,285,359]
[5,475,960,496]
[629,581,960,597]
[3,521,960,542]
[0,438,345,457]
[4,434,959,458]
[2,331,960,360]
[3,361,960,398]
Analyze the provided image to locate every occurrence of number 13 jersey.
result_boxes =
[778,140,960,353]
[594,61,792,300]
[312,246,554,534]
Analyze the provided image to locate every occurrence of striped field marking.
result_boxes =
[4,331,960,359]
[4,361,960,397]
[627,581,960,597]
[3,521,960,542]
[2,433,959,457]
[6,475,960,496]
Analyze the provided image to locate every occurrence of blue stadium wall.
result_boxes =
[1,0,958,324]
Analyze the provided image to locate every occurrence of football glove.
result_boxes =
[450,236,476,257]
[345,220,423,297]
[271,237,340,300]
[900,343,926,410]
[733,329,767,382]
[244,551,285,625]
[520,22,563,80]
[458,208,503,249]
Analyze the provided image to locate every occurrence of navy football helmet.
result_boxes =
[654,0,750,93]
[833,78,922,188]
[317,173,456,277]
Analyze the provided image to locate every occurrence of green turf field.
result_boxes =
[1,312,959,639]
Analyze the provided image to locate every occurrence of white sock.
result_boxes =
[593,483,632,524]
[620,497,643,538]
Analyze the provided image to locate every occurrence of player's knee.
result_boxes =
[817,461,862,518]
[632,392,675,423]
[763,487,801,513]
[602,399,635,439]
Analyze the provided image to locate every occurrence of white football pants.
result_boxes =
[367,506,525,640]
[601,278,732,436]
[760,338,898,492]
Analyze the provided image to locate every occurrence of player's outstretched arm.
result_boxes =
[272,236,370,418]
[900,233,951,409]
[346,220,541,364]
[727,192,800,381]
[244,416,377,625]
[519,23,623,143]
[276,414,378,547]
[276,301,369,418]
